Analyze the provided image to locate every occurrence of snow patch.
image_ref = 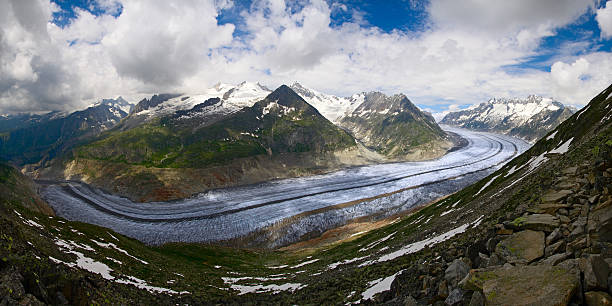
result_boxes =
[328,256,368,270]
[550,138,573,154]
[91,240,148,265]
[474,174,501,196]
[362,216,484,265]
[546,130,558,141]
[361,270,404,301]
[291,259,319,269]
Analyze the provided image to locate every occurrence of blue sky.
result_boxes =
[1,0,611,113]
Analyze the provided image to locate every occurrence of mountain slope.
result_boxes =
[440,95,575,142]
[340,92,452,160]
[0,102,129,166]
[53,85,361,202]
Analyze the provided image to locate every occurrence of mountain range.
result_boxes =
[440,95,575,142]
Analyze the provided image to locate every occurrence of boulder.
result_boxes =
[546,228,562,245]
[585,255,610,291]
[445,259,470,289]
[523,214,560,232]
[403,296,418,306]
[541,252,571,266]
[588,205,612,242]
[585,291,612,306]
[444,288,464,306]
[479,265,578,306]
[468,291,485,306]
[542,190,573,203]
[545,240,566,257]
[537,203,570,214]
[495,230,545,264]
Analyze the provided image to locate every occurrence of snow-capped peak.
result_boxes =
[289,83,363,123]
[132,82,272,119]
[95,96,134,114]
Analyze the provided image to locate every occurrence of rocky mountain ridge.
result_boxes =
[340,91,452,160]
[441,95,575,142]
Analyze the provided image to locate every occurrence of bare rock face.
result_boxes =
[495,230,545,264]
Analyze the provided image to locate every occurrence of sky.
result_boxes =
[0,0,611,114]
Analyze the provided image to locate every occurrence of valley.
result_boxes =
[38,126,529,248]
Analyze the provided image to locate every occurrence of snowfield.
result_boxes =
[41,127,529,246]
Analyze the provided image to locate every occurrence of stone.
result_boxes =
[585,291,612,306]
[466,240,487,268]
[585,255,610,291]
[444,288,464,306]
[546,228,563,245]
[486,237,499,253]
[495,230,545,264]
[487,253,505,267]
[545,240,566,257]
[523,214,560,232]
[541,252,571,266]
[479,265,578,306]
[567,238,587,252]
[542,190,573,203]
[445,259,470,289]
[403,295,418,306]
[588,205,612,243]
[559,215,571,224]
[562,167,578,175]
[438,280,449,299]
[590,195,602,205]
[468,291,485,306]
[538,203,571,214]
[570,217,587,239]
[477,253,490,268]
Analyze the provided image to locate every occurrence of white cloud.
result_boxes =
[597,1,612,38]
[0,0,610,114]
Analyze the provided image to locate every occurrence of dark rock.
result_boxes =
[445,259,470,289]
[403,296,418,306]
[585,255,609,291]
[546,228,563,245]
[468,291,485,306]
[486,237,499,253]
[567,238,587,253]
[545,240,566,257]
[542,252,572,266]
[438,280,449,299]
[444,288,464,306]
[588,205,612,243]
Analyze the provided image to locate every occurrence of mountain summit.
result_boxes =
[440,95,575,142]
[340,91,451,160]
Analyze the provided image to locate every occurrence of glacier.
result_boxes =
[40,127,529,246]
